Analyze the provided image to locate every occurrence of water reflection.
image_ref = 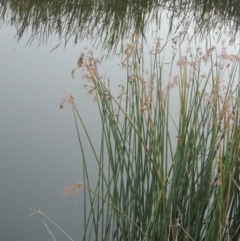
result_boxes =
[1,0,240,54]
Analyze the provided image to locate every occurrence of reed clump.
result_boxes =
[62,32,240,241]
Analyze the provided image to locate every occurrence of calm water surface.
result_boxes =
[0,24,118,241]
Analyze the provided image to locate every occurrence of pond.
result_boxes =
[1,1,240,241]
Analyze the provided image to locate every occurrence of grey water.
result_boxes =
[0,13,128,241]
[0,25,104,240]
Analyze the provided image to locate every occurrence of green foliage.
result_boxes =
[63,32,240,241]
